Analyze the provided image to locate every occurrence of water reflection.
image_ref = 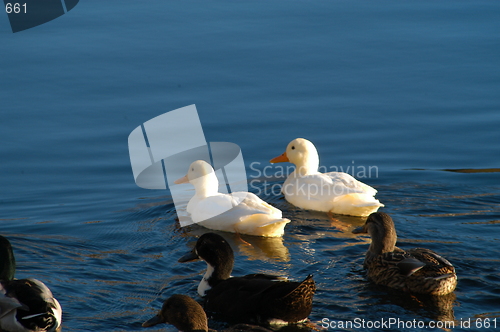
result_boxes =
[184,227,290,262]
[284,209,372,252]
[237,235,290,262]
[443,168,500,173]
[365,288,457,329]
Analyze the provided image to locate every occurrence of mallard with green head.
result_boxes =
[353,212,457,296]
[0,235,62,332]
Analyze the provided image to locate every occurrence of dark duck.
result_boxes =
[143,294,272,332]
[0,235,62,332]
[178,233,315,325]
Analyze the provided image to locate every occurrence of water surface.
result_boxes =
[1,1,499,331]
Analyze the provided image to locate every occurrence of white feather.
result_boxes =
[178,161,289,237]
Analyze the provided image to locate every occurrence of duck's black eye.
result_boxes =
[291,146,295,150]
[192,168,194,171]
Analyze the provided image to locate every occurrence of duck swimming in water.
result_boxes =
[270,138,383,217]
[352,212,457,295]
[142,294,272,332]
[0,235,62,332]
[175,160,289,237]
[143,294,208,331]
[178,233,315,325]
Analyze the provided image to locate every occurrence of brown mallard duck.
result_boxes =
[352,212,457,295]
[143,294,207,331]
[143,294,272,332]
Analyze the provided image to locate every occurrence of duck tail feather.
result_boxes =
[282,275,316,300]
[432,273,455,281]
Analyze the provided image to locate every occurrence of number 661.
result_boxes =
[5,3,27,14]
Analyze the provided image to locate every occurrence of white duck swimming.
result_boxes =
[174,160,290,237]
[270,138,383,217]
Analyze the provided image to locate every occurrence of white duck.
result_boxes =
[270,138,383,217]
[174,160,290,237]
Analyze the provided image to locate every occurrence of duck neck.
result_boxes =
[198,259,233,297]
[0,237,15,281]
[192,173,219,198]
[369,227,397,255]
[293,152,319,176]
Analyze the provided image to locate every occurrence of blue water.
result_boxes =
[1,1,500,331]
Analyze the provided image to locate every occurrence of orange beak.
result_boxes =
[174,175,189,184]
[270,152,289,164]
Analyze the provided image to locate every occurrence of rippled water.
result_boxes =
[1,1,500,331]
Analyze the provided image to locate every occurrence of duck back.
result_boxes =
[367,248,457,295]
[204,274,315,325]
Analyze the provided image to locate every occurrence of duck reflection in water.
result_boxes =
[182,228,290,263]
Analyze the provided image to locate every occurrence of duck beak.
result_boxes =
[142,314,164,327]
[270,152,289,164]
[174,175,189,184]
[178,249,200,263]
[352,225,367,234]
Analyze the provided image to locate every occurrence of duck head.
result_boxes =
[142,294,208,332]
[174,160,219,198]
[270,138,319,176]
[0,235,16,281]
[352,212,397,255]
[178,233,234,296]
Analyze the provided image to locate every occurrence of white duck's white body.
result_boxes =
[271,138,383,217]
[176,160,289,237]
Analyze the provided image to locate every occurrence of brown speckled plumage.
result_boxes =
[353,212,457,296]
